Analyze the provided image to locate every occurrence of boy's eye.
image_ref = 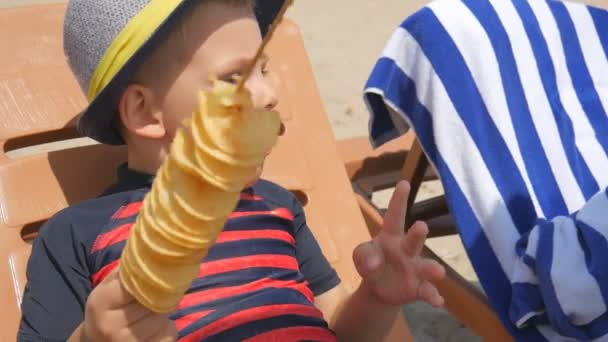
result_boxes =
[221,73,241,84]
[261,61,270,75]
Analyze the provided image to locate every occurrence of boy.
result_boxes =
[18,0,445,341]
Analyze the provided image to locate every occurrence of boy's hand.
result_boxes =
[77,268,177,342]
[353,181,446,307]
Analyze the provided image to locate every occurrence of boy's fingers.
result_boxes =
[152,321,178,342]
[120,301,158,325]
[417,280,444,308]
[401,221,428,257]
[353,241,385,283]
[383,181,411,237]
[92,267,136,308]
[414,259,446,283]
[118,313,172,341]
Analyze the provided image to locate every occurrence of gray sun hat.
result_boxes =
[63,0,284,145]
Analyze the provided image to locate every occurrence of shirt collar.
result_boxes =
[116,163,155,189]
[112,163,256,195]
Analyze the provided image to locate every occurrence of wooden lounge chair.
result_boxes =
[0,3,412,340]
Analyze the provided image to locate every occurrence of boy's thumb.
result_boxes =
[353,241,384,282]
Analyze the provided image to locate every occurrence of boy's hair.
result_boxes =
[132,0,254,88]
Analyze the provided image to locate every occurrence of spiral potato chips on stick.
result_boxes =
[119,80,281,313]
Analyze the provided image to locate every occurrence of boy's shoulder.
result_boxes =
[35,179,300,246]
[37,188,146,247]
[252,179,300,209]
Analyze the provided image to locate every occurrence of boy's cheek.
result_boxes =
[163,108,195,139]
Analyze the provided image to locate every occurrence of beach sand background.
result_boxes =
[2,0,607,340]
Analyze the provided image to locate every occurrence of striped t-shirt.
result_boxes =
[19,165,340,341]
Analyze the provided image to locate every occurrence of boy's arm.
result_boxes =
[290,190,407,340]
[316,283,401,342]
[314,182,446,342]
[18,210,176,342]
[18,212,91,341]
[67,268,177,342]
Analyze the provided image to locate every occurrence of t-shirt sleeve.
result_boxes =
[18,211,92,342]
[291,197,341,296]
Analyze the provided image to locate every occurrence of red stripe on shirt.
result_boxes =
[179,278,314,310]
[91,223,133,253]
[175,310,214,331]
[198,254,299,278]
[91,259,119,286]
[179,304,324,342]
[240,193,264,201]
[243,326,337,342]
[229,208,293,221]
[112,202,143,219]
[215,230,295,245]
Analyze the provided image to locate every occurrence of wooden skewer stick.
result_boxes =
[236,0,294,91]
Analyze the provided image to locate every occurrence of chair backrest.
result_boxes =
[0,4,401,340]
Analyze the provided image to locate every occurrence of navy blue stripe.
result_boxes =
[440,158,536,341]
[233,201,274,212]
[550,2,608,160]
[441,157,552,341]
[405,8,536,232]
[187,268,302,294]
[512,0,598,200]
[203,239,295,262]
[366,53,547,341]
[435,143,551,341]
[205,314,329,341]
[509,282,548,327]
[364,92,402,147]
[225,215,293,231]
[364,59,402,145]
[365,58,439,163]
[534,221,608,339]
[589,6,608,60]
[91,241,124,274]
[176,288,314,338]
[92,242,296,280]
[577,220,608,315]
[107,214,137,228]
[463,0,568,219]
[91,237,294,272]
[512,268,608,341]
[88,214,136,271]
[173,286,310,320]
[223,224,291,232]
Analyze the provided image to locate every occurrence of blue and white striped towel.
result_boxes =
[363,0,608,340]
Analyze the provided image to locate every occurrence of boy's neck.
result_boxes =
[127,146,163,176]
[127,158,159,176]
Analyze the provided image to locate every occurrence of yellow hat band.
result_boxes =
[88,0,182,101]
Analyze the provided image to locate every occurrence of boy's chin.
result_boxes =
[244,165,264,189]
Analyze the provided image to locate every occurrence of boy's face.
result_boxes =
[124,2,278,181]
[160,3,278,138]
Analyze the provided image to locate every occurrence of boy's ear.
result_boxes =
[118,84,166,139]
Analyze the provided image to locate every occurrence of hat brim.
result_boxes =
[77,0,285,145]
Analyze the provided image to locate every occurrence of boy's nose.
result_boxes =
[247,75,279,111]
